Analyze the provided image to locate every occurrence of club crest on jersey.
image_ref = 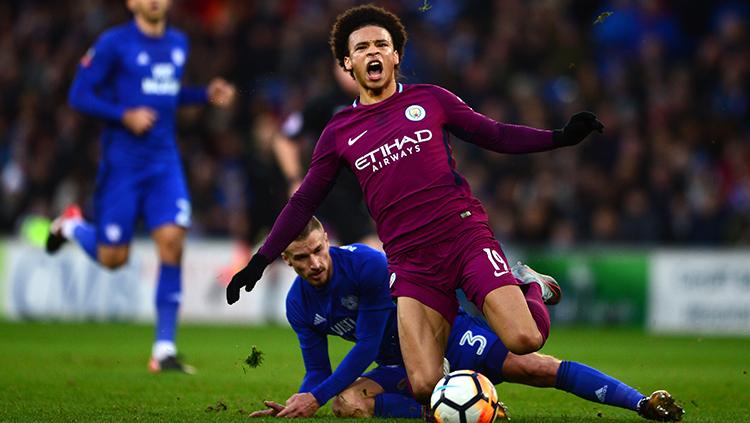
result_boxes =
[137,51,150,66]
[171,48,185,66]
[341,295,358,311]
[105,224,122,242]
[405,105,426,121]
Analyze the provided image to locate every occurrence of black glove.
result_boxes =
[226,254,270,305]
[552,111,604,147]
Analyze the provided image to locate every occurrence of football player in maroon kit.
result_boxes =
[228,4,603,404]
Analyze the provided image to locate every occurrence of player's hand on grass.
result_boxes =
[226,254,269,305]
[208,78,236,107]
[122,107,157,135]
[553,111,604,147]
[249,400,285,417]
[276,393,319,418]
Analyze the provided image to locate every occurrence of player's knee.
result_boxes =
[409,375,440,404]
[157,237,184,263]
[331,391,372,418]
[505,331,544,355]
[99,254,128,270]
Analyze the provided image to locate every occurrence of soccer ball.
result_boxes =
[430,370,503,423]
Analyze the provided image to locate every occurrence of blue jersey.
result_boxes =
[69,20,207,166]
[286,244,400,405]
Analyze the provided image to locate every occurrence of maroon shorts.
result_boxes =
[388,221,520,323]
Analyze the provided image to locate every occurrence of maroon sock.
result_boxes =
[523,283,550,345]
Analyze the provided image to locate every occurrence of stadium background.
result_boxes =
[1,1,749,421]
[2,0,748,245]
[2,0,749,330]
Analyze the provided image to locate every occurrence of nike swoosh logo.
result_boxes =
[347,130,368,146]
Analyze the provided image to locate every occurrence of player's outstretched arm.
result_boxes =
[207,77,235,107]
[178,77,234,107]
[552,111,604,147]
[429,85,603,154]
[226,254,269,304]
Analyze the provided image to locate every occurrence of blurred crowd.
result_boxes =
[1,0,748,247]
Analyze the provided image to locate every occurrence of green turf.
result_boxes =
[0,321,748,422]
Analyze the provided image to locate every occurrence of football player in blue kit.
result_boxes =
[249,217,684,421]
[46,0,235,373]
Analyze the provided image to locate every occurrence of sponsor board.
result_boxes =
[649,250,750,334]
[0,239,293,324]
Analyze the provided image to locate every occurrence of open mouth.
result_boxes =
[366,60,383,81]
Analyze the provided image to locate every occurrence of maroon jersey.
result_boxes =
[259,83,555,259]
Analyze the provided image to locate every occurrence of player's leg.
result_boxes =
[48,208,133,269]
[483,261,564,353]
[397,296,452,404]
[151,223,186,348]
[94,175,135,269]
[459,235,548,354]
[332,366,423,419]
[483,286,545,353]
[144,165,192,373]
[46,204,95,258]
[502,353,684,421]
[47,171,135,269]
[389,239,461,404]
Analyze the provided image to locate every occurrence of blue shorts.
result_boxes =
[94,162,191,245]
[446,312,508,385]
[363,312,509,393]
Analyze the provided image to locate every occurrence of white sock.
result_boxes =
[60,218,83,239]
[152,341,177,361]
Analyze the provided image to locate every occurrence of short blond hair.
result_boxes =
[295,216,324,241]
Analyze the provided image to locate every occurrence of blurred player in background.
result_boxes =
[227,4,603,403]
[273,63,379,249]
[46,0,235,373]
[248,218,684,421]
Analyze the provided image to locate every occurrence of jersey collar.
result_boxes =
[352,82,403,108]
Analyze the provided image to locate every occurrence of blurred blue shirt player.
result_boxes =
[46,0,235,373]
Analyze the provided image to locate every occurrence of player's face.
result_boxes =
[344,25,400,93]
[282,229,333,287]
[127,0,171,23]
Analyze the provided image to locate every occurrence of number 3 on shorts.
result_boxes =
[483,248,509,277]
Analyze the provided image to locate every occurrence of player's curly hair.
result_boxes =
[329,4,407,75]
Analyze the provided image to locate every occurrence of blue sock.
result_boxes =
[155,263,181,343]
[72,222,97,261]
[555,361,645,411]
[374,393,423,418]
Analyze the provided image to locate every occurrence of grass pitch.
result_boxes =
[0,321,748,422]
